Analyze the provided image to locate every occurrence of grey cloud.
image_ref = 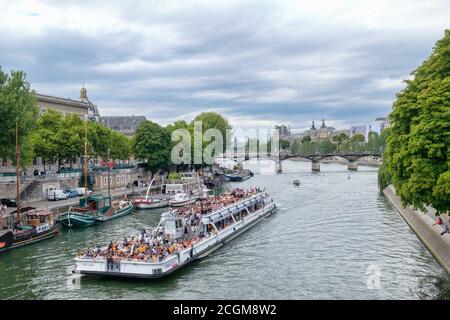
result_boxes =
[1,1,448,131]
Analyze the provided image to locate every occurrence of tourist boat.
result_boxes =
[168,193,196,207]
[0,207,58,253]
[72,190,276,279]
[59,194,134,228]
[133,178,169,210]
[162,171,205,197]
[224,170,251,182]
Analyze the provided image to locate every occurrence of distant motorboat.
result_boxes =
[224,169,251,182]
[293,179,300,186]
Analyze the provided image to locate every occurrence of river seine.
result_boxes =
[0,160,449,299]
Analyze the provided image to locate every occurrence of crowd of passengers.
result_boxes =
[78,188,264,262]
[176,187,262,217]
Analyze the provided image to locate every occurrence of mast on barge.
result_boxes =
[15,118,21,226]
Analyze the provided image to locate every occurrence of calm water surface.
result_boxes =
[0,160,449,299]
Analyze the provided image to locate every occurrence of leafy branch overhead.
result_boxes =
[382,29,450,214]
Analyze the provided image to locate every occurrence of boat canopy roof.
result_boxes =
[79,193,111,207]
[87,194,110,201]
[25,209,53,216]
[201,192,268,224]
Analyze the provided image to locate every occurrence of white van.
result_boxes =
[75,187,92,196]
[47,190,68,201]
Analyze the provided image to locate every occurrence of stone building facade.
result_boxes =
[1,87,100,173]
[100,115,147,136]
[304,119,335,141]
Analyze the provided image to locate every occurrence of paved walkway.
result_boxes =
[384,185,450,274]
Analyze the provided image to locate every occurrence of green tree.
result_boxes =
[192,112,231,154]
[382,30,450,214]
[319,139,336,155]
[109,131,132,162]
[280,139,290,150]
[350,133,365,143]
[367,132,382,154]
[133,120,171,171]
[30,109,63,170]
[56,114,84,170]
[333,133,350,153]
[166,120,193,167]
[301,135,311,144]
[88,121,112,159]
[290,140,301,155]
[0,68,39,166]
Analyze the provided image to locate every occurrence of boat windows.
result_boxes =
[152,268,162,274]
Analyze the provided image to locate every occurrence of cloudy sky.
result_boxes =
[1,0,449,132]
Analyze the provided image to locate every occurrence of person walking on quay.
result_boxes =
[440,224,449,236]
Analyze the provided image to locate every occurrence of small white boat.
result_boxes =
[134,197,169,210]
[133,178,169,210]
[169,193,196,207]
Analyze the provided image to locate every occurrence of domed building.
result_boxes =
[79,85,100,121]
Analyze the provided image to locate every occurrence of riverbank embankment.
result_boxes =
[383,185,450,274]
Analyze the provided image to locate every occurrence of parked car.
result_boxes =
[74,187,92,196]
[0,198,17,207]
[47,190,68,201]
[64,189,79,198]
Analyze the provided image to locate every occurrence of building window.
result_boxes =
[104,177,107,185]
[121,176,124,183]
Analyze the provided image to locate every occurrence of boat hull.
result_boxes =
[96,204,134,222]
[73,200,276,279]
[224,174,250,182]
[168,198,196,207]
[59,212,97,228]
[134,199,169,210]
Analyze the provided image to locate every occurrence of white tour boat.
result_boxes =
[163,171,205,198]
[168,193,196,207]
[133,178,169,210]
[73,190,276,279]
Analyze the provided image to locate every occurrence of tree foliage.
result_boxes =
[133,120,171,172]
[0,68,39,166]
[382,30,450,214]
[192,112,231,160]
[30,110,132,170]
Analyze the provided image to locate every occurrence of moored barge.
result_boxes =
[0,207,58,253]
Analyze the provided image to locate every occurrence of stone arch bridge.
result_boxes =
[218,152,382,173]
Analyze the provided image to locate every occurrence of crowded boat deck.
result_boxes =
[73,188,276,278]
